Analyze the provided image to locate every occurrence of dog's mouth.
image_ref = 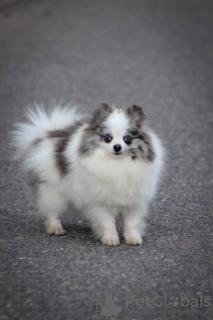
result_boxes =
[113,152,122,156]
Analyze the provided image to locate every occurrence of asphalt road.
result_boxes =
[0,0,212,319]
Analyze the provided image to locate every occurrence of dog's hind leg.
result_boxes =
[37,184,67,235]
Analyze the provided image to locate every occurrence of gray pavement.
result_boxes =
[0,0,213,319]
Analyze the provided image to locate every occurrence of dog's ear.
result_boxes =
[124,104,145,128]
[98,103,109,110]
[89,103,114,129]
[97,103,114,113]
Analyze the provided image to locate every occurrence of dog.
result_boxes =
[12,103,164,246]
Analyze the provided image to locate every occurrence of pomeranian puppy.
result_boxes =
[12,103,164,246]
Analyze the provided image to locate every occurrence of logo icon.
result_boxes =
[95,291,122,317]
[168,296,179,307]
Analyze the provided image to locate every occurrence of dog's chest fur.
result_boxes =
[66,148,153,209]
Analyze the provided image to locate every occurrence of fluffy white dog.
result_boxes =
[12,103,164,246]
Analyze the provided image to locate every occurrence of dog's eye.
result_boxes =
[123,135,132,144]
[104,134,113,143]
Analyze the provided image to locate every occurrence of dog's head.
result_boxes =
[79,103,155,162]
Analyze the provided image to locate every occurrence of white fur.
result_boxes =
[12,104,164,246]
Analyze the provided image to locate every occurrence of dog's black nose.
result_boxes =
[113,144,122,153]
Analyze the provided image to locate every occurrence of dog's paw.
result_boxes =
[101,235,120,246]
[46,218,67,236]
[125,234,143,246]
[47,225,67,235]
[52,227,67,236]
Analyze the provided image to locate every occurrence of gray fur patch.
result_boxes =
[78,103,114,155]
[130,131,155,162]
[137,132,155,162]
[129,149,137,160]
[48,121,83,176]
[89,103,115,132]
[78,131,101,155]
[26,170,44,192]
[32,138,43,146]
[27,138,43,156]
[123,104,145,130]
[123,105,155,162]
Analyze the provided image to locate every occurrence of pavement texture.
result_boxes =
[0,0,213,319]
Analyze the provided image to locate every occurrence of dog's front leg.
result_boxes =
[123,205,147,245]
[86,207,120,246]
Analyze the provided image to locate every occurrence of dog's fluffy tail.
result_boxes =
[11,103,81,159]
